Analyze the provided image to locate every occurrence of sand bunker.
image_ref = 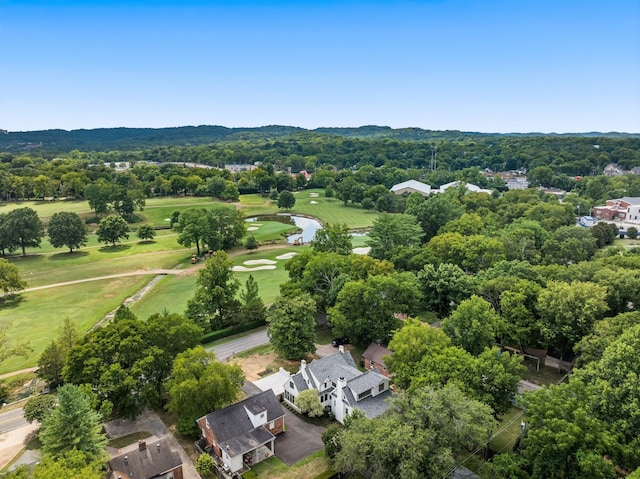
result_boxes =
[232,265,277,272]
[247,226,260,231]
[244,259,277,265]
[310,193,319,197]
[310,201,319,204]
[352,247,371,255]
[276,252,298,260]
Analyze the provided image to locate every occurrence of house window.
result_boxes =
[269,421,274,429]
[289,381,294,389]
[358,389,372,400]
[379,383,385,392]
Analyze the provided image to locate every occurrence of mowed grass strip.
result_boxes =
[0,275,152,374]
[244,221,297,243]
[131,246,300,319]
[238,190,379,229]
[10,232,189,288]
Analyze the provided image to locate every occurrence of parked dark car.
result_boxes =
[331,337,350,347]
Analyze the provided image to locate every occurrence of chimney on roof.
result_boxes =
[339,345,344,353]
[139,440,146,451]
[300,359,307,370]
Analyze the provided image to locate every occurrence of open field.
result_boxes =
[0,275,151,374]
[131,246,301,319]
[489,407,525,454]
[238,190,379,229]
[0,192,374,376]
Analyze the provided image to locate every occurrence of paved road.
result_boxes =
[0,408,28,434]
[208,328,270,362]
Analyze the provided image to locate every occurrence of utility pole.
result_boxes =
[431,144,437,171]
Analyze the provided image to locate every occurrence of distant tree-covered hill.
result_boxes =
[2,125,637,155]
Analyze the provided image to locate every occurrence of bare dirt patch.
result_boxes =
[230,352,300,381]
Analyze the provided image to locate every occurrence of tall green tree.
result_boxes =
[96,214,129,246]
[417,263,475,318]
[277,190,296,209]
[47,211,88,252]
[239,274,266,324]
[165,346,244,436]
[332,384,496,479]
[367,213,424,261]
[0,258,27,294]
[442,295,504,355]
[136,224,156,242]
[536,281,609,357]
[4,207,44,256]
[186,251,241,331]
[39,384,108,460]
[329,272,421,346]
[310,222,353,255]
[267,292,317,360]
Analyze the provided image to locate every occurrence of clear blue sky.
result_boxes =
[1,0,639,133]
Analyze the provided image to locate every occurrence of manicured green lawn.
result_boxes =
[489,407,525,454]
[238,190,379,229]
[129,273,198,320]
[140,198,235,228]
[0,275,151,374]
[131,246,301,318]
[0,199,92,220]
[244,221,297,243]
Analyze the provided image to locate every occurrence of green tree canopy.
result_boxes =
[329,272,421,346]
[442,295,504,355]
[96,214,129,246]
[310,222,353,255]
[186,251,241,331]
[165,346,244,436]
[4,207,44,256]
[47,211,88,253]
[267,292,317,360]
[277,189,296,209]
[39,384,108,460]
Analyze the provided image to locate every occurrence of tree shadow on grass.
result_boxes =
[49,251,90,261]
[0,293,25,309]
[98,244,132,253]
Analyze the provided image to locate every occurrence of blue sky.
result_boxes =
[1,0,639,133]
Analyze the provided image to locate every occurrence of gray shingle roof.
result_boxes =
[347,389,393,419]
[291,374,308,392]
[199,390,284,457]
[347,370,387,397]
[109,439,181,479]
[307,351,359,385]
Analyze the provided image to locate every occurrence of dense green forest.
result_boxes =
[2,126,640,177]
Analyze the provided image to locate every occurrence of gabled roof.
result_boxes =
[199,390,284,457]
[306,351,360,385]
[109,439,181,479]
[620,197,640,205]
[341,386,393,419]
[390,179,431,195]
[362,343,392,368]
[347,369,387,397]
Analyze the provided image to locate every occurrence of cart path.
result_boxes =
[19,269,187,293]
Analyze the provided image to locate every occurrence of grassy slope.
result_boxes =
[0,192,373,374]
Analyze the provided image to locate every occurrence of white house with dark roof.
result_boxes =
[390,179,432,196]
[196,390,285,475]
[282,347,392,424]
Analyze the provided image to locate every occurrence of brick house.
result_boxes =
[108,438,183,479]
[362,343,392,378]
[282,347,391,424]
[196,390,284,474]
